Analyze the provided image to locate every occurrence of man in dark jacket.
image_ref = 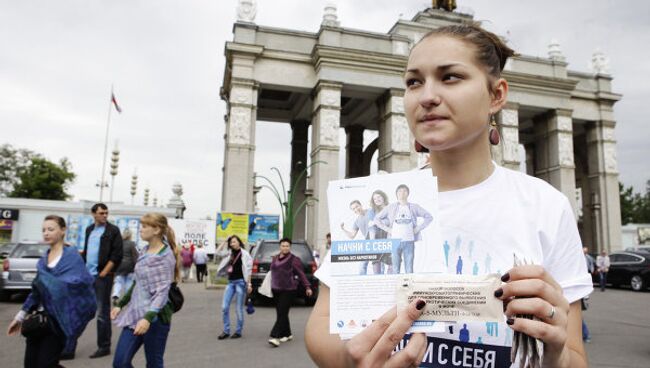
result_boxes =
[82,203,123,358]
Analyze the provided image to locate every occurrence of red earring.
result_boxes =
[489,115,500,145]
[415,141,429,153]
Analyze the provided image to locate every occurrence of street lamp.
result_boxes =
[130,169,138,205]
[109,142,120,202]
[144,188,150,206]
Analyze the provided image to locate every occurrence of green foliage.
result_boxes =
[0,144,76,200]
[620,180,650,224]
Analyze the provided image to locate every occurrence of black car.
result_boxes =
[249,240,319,305]
[592,250,650,291]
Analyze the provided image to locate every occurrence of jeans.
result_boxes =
[270,289,296,338]
[96,274,113,351]
[112,273,135,299]
[359,260,383,275]
[392,241,415,274]
[222,279,246,334]
[196,264,207,282]
[113,320,171,368]
[599,272,608,291]
[582,320,590,341]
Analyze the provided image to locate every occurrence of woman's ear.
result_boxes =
[490,78,509,114]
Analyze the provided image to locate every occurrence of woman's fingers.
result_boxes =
[505,298,567,326]
[507,316,566,349]
[345,306,398,361]
[385,333,427,368]
[367,299,426,363]
[496,278,568,312]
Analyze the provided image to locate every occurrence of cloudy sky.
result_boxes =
[2,0,649,219]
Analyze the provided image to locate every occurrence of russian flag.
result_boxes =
[111,92,122,113]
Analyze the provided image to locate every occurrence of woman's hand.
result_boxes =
[342,299,428,368]
[247,283,253,294]
[133,319,151,336]
[305,288,313,297]
[496,265,576,367]
[110,307,121,320]
[7,320,21,336]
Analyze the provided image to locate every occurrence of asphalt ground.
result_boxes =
[0,282,648,367]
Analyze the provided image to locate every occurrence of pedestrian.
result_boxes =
[72,202,123,360]
[596,250,611,292]
[112,229,139,306]
[193,243,209,283]
[6,215,96,368]
[305,23,592,367]
[111,213,180,368]
[582,247,595,342]
[216,235,252,339]
[180,245,193,282]
[267,238,313,347]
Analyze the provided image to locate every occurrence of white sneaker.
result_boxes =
[279,335,293,342]
[268,338,280,347]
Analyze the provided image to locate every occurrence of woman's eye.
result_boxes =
[442,74,462,82]
[405,78,421,87]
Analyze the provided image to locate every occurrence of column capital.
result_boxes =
[503,101,520,111]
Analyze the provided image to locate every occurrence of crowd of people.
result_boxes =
[5,202,311,367]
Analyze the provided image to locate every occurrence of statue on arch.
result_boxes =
[433,0,457,12]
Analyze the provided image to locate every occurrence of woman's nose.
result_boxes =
[418,82,441,107]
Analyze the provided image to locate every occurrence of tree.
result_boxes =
[620,180,650,224]
[0,144,36,196]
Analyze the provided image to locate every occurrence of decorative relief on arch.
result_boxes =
[228,107,252,145]
[602,127,616,142]
[318,109,340,146]
[500,109,518,128]
[604,143,618,173]
[390,96,405,114]
[557,115,572,132]
[230,86,253,105]
[391,116,411,153]
[320,89,341,108]
[558,133,574,166]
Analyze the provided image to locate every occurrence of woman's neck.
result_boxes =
[148,238,164,253]
[429,140,494,192]
[50,241,64,254]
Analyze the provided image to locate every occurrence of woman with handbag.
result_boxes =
[110,213,180,368]
[6,215,96,368]
[216,235,253,340]
[267,238,312,347]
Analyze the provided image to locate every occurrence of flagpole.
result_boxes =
[98,85,113,201]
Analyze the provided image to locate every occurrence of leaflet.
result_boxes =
[327,170,445,335]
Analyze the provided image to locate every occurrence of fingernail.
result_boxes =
[416,300,426,310]
[501,273,510,282]
[506,318,515,325]
[494,288,503,298]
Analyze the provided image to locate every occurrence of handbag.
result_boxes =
[20,311,50,339]
[168,282,184,313]
[227,251,242,274]
[246,297,255,315]
[259,271,273,298]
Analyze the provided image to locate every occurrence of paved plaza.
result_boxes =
[0,282,648,367]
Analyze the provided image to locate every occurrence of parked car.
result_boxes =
[0,243,17,260]
[0,242,49,301]
[249,240,319,305]
[592,250,650,291]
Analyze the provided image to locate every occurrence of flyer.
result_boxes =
[327,170,446,335]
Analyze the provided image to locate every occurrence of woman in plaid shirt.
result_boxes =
[110,213,180,368]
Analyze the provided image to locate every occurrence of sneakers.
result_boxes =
[268,338,280,347]
[218,332,230,340]
[89,349,110,359]
[231,333,242,339]
[279,335,293,343]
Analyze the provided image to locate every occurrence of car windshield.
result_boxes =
[255,242,313,263]
[12,243,49,259]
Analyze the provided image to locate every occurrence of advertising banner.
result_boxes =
[216,212,249,244]
[169,219,217,254]
[65,215,94,251]
[248,214,280,243]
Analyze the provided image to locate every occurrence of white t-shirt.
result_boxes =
[316,164,593,368]
[392,204,415,241]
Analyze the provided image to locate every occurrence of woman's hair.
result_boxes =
[414,23,515,93]
[44,215,66,229]
[227,235,245,249]
[369,190,389,213]
[140,213,181,283]
[279,237,292,245]
[122,228,133,241]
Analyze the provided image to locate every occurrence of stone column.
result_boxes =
[345,125,364,178]
[221,78,258,213]
[490,103,521,170]
[307,81,342,250]
[586,120,622,252]
[289,120,310,240]
[378,89,412,172]
[533,109,578,213]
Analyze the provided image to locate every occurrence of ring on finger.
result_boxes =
[546,305,556,320]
